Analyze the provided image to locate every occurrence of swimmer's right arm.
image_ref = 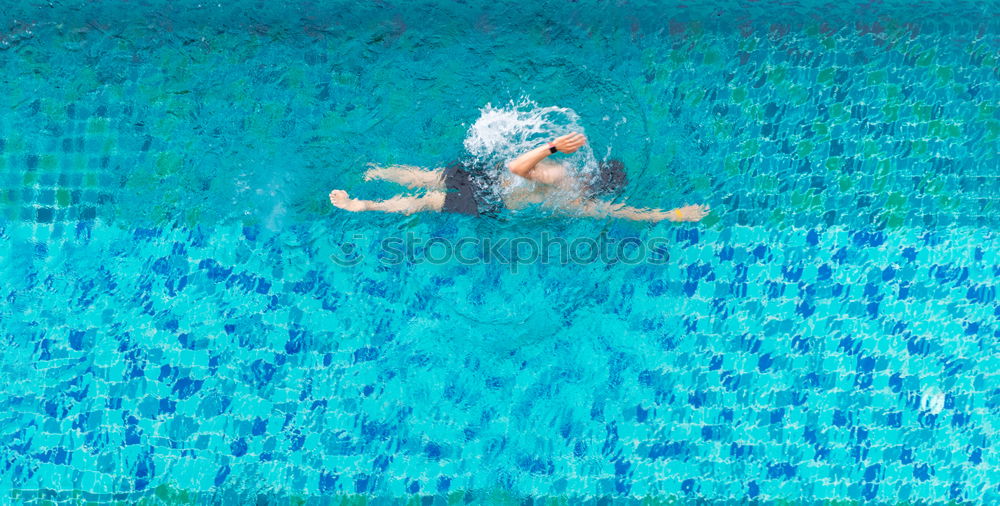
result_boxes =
[507,132,587,180]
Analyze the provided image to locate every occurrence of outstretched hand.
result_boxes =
[669,204,711,222]
[552,132,587,154]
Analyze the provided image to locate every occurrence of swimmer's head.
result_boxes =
[585,159,628,198]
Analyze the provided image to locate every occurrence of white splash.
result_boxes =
[462,97,599,179]
[920,386,945,415]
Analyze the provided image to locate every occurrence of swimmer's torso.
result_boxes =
[499,159,586,210]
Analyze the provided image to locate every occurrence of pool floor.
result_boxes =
[1,1,999,503]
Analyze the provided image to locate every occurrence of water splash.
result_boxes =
[463,96,600,178]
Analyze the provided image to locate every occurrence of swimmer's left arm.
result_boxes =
[567,199,710,222]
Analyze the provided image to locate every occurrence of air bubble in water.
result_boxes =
[920,386,945,415]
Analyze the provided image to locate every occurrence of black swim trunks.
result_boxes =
[441,159,501,217]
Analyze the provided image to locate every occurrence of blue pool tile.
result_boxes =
[0,5,998,504]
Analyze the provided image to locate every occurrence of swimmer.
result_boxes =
[329,132,710,222]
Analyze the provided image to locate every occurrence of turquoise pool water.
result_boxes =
[1,0,999,503]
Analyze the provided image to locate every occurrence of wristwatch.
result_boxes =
[547,142,558,154]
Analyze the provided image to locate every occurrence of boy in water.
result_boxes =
[328,132,710,222]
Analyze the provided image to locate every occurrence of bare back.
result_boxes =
[499,159,587,210]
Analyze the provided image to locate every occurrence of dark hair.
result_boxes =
[586,159,628,197]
